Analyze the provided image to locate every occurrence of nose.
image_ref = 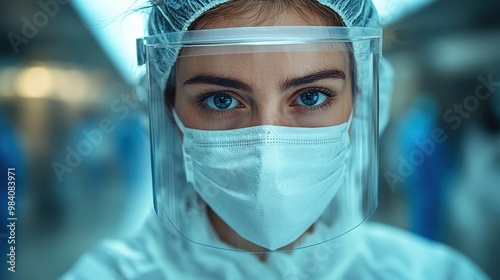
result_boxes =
[247,100,295,127]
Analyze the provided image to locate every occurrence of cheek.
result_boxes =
[331,93,352,125]
[173,86,182,110]
[173,87,196,127]
[320,86,352,126]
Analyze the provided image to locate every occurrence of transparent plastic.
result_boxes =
[137,26,380,252]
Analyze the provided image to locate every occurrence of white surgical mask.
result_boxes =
[173,111,352,250]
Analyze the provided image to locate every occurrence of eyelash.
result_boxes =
[291,87,338,112]
[194,91,240,117]
[194,87,338,116]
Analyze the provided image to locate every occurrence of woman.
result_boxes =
[62,0,487,279]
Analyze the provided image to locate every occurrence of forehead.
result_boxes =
[176,45,350,80]
[179,3,349,80]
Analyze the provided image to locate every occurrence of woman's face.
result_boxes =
[174,10,352,130]
[170,6,353,253]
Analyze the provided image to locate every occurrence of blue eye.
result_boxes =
[294,90,328,106]
[204,93,239,110]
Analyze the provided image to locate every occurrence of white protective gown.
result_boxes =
[61,210,488,280]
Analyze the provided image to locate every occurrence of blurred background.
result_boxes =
[0,0,499,279]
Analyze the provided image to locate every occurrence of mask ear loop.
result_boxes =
[172,109,187,134]
[345,108,354,133]
[172,109,195,183]
[347,110,354,127]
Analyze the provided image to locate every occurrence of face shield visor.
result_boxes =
[137,26,381,253]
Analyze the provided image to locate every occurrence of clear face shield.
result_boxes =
[137,26,381,252]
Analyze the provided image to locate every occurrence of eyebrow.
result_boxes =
[183,75,252,92]
[281,69,346,91]
[183,69,346,92]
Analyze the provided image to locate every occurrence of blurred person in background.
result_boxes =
[376,1,500,277]
[59,0,488,279]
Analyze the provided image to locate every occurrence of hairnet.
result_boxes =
[148,0,393,133]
